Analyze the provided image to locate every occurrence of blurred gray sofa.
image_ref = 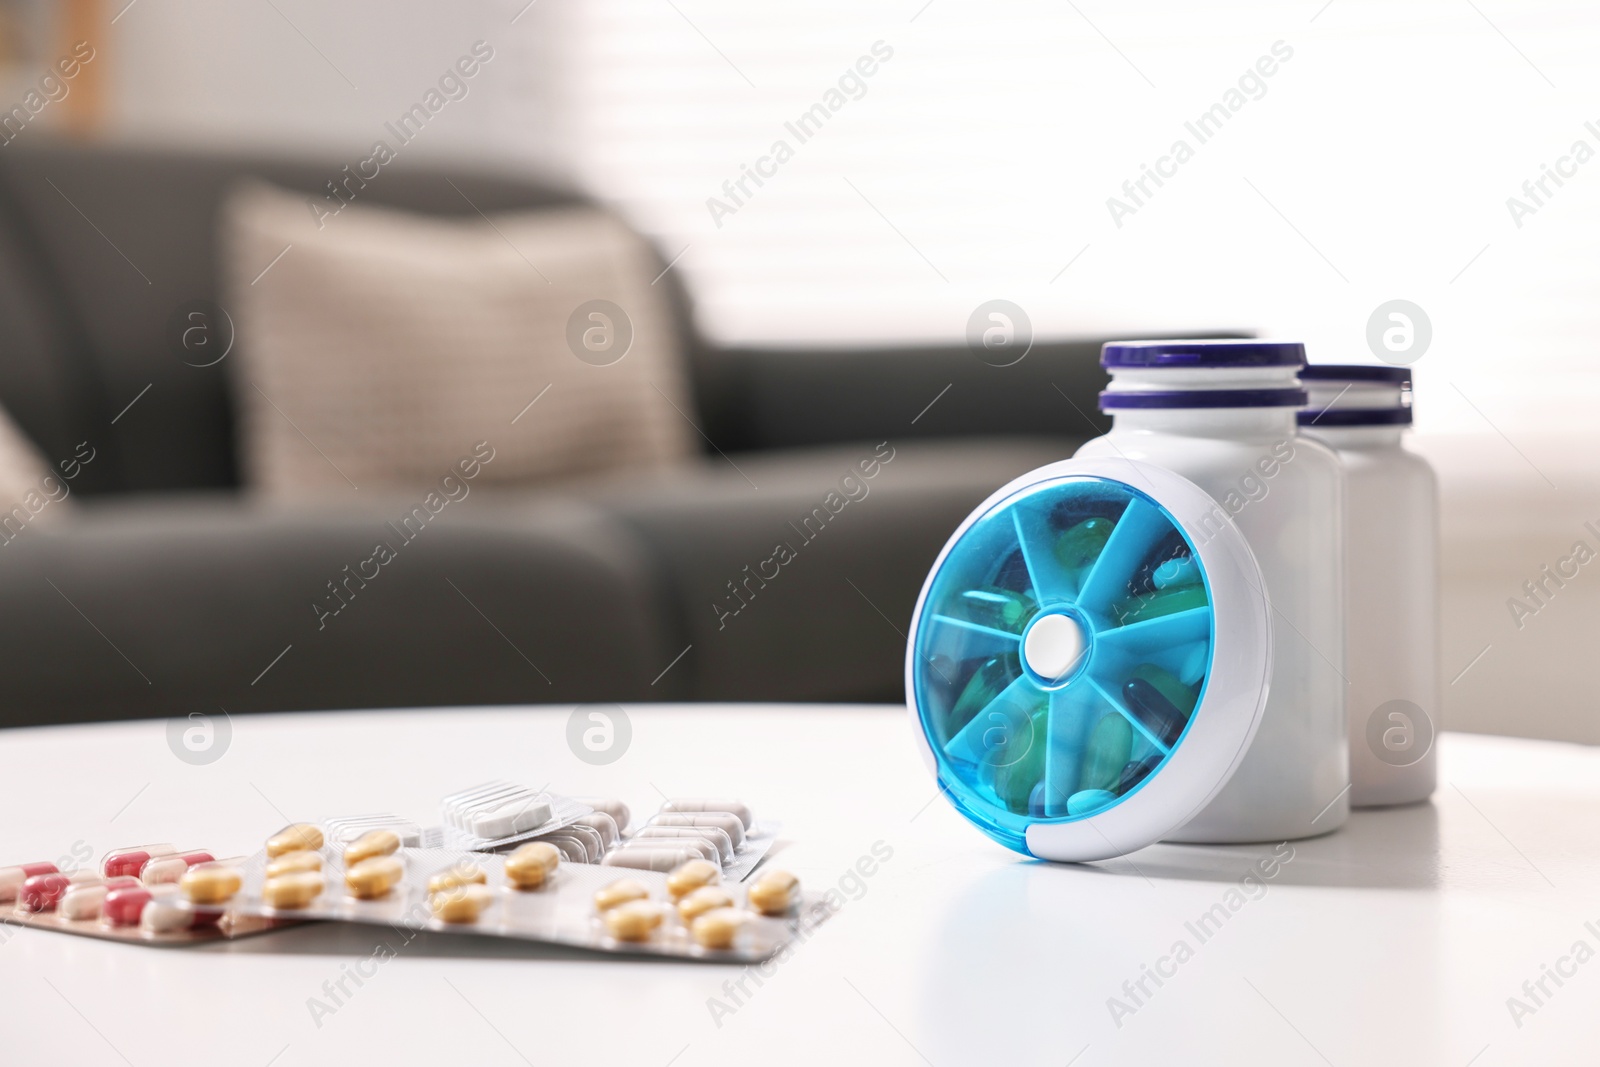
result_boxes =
[0,141,1130,728]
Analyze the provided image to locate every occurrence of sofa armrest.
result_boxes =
[689,340,1111,453]
[691,333,1249,454]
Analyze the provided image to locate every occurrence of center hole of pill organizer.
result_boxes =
[1021,611,1090,687]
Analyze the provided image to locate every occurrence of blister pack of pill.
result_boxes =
[229,820,824,961]
[425,781,595,851]
[2,801,806,959]
[602,797,781,884]
[324,814,423,849]
[420,787,780,883]
[0,847,299,945]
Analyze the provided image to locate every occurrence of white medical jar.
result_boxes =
[1299,365,1437,807]
[1076,340,1348,842]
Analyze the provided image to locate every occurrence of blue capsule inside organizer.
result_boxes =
[911,476,1215,856]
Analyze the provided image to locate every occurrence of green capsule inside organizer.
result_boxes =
[958,588,1038,632]
[910,475,1215,856]
[1080,713,1133,793]
[1152,554,1200,590]
[1112,583,1208,626]
[936,653,1020,747]
[1054,517,1114,579]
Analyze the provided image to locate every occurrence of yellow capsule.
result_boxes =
[345,855,404,900]
[505,842,561,891]
[266,823,324,858]
[676,885,736,924]
[179,862,242,905]
[691,907,749,950]
[593,878,649,912]
[747,869,799,916]
[343,830,401,867]
[603,900,662,942]
[262,871,324,909]
[427,863,488,895]
[265,850,323,879]
[430,883,495,924]
[665,859,720,900]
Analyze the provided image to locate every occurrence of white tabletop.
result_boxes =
[1,704,1595,1066]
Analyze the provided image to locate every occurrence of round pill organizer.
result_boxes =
[906,456,1274,862]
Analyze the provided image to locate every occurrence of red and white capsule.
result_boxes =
[58,877,140,921]
[0,862,57,903]
[101,845,177,880]
[140,851,214,885]
[102,885,156,927]
[19,869,97,912]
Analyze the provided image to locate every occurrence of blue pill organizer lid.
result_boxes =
[905,456,1273,862]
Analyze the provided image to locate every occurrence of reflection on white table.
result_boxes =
[0,704,1595,1067]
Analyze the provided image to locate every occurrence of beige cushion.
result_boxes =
[223,182,694,498]
[0,409,65,535]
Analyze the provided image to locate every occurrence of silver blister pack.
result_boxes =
[233,846,827,962]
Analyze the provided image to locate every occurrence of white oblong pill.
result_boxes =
[453,787,526,828]
[661,798,753,831]
[559,823,605,863]
[649,812,744,848]
[602,847,699,873]
[572,812,619,850]
[541,833,589,863]
[573,797,631,833]
[444,784,521,828]
[139,898,193,934]
[631,825,734,863]
[637,836,717,863]
[471,796,552,839]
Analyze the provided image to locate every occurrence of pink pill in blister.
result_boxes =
[18,873,72,913]
[102,885,154,927]
[0,862,57,903]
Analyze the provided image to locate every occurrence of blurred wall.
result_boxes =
[44,0,1600,743]
[85,0,1600,437]
[101,0,546,163]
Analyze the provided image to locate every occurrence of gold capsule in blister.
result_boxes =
[691,907,750,949]
[344,855,403,900]
[677,885,735,923]
[266,824,324,858]
[665,859,720,900]
[266,850,322,878]
[747,869,799,916]
[505,842,561,890]
[343,829,401,867]
[431,883,494,924]
[263,871,324,909]
[604,900,663,942]
[179,863,241,905]
[593,878,649,912]
[428,863,488,895]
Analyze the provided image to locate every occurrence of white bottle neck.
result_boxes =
[1106,365,1302,391]
[1107,407,1300,440]
[1299,424,1407,449]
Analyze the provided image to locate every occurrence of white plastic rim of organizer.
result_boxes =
[905,456,1274,862]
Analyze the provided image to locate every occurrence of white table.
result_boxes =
[1,705,1595,1067]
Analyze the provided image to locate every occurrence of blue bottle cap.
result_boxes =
[1299,364,1414,427]
[1101,339,1306,369]
[1101,388,1309,410]
[1300,364,1411,385]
